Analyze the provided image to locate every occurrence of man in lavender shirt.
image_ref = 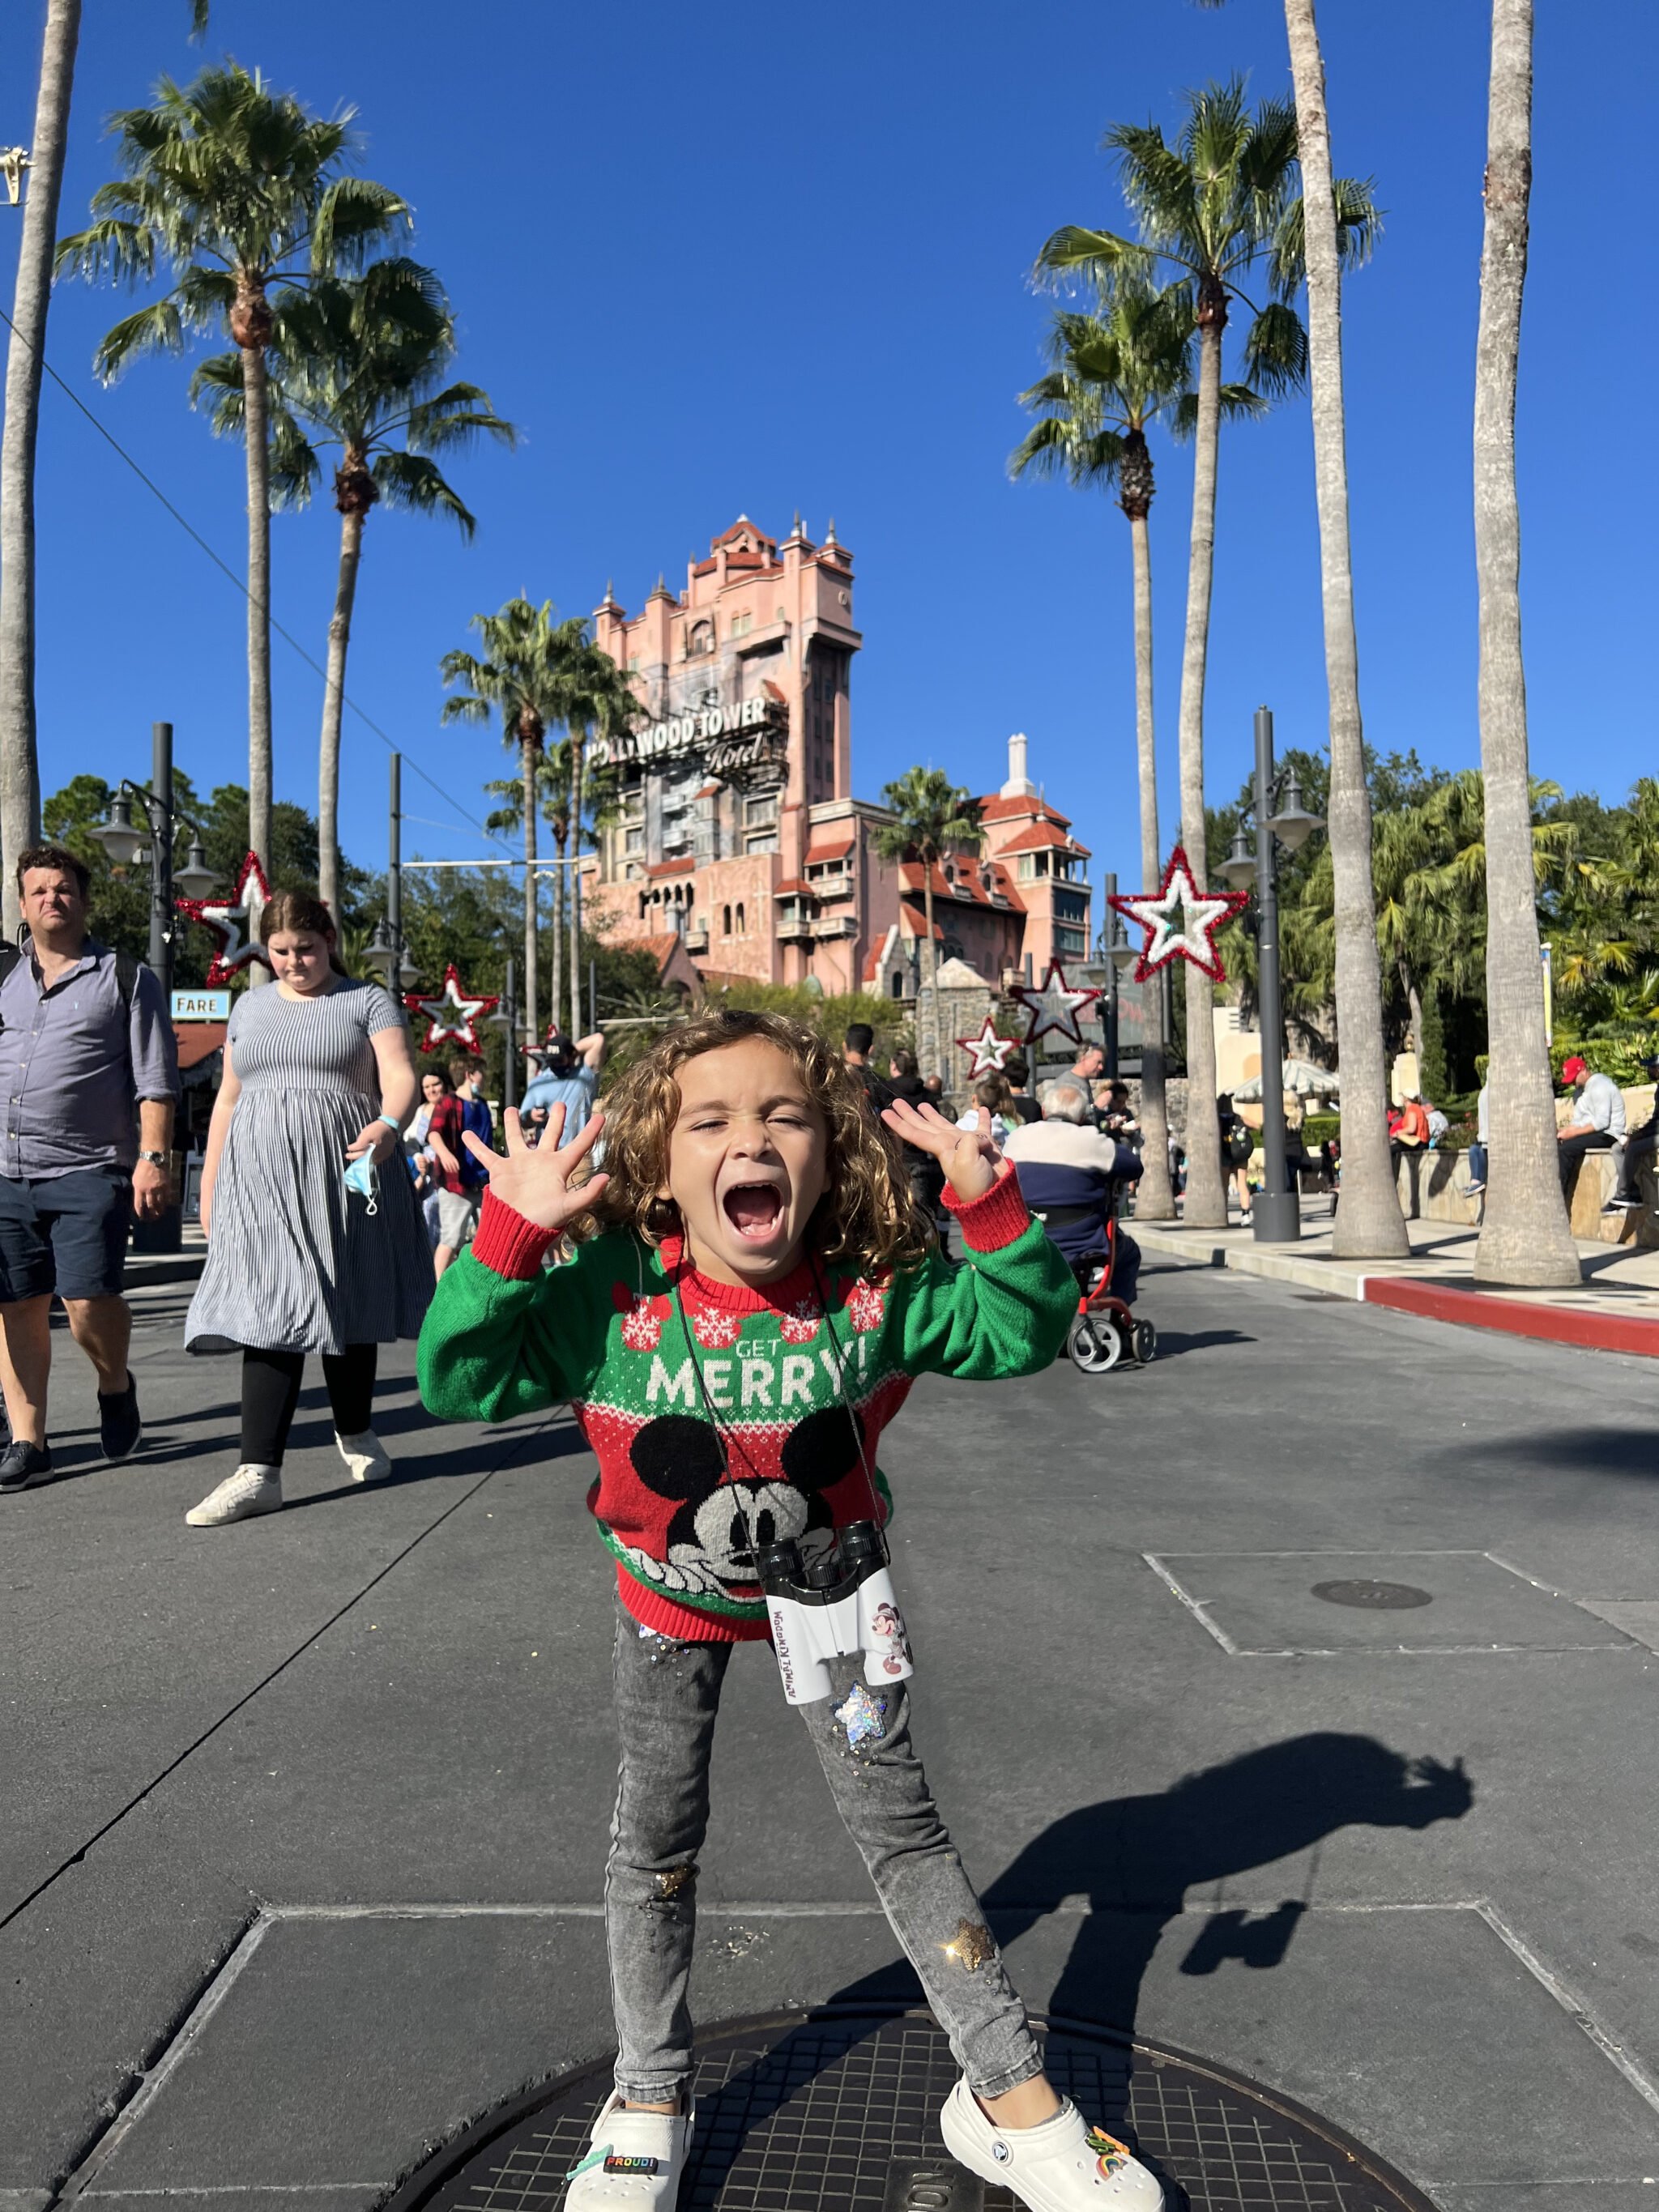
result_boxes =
[0,846,180,1490]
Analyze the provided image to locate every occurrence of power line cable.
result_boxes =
[0,296,513,857]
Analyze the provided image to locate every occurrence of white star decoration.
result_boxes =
[175,851,273,985]
[1108,845,1247,986]
[956,1017,1018,1079]
[403,963,499,1053]
[1009,961,1102,1050]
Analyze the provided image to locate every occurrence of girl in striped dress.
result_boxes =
[183,893,434,1527]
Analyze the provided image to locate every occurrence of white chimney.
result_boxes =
[1001,731,1035,799]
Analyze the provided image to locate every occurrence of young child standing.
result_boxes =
[418,1010,1160,2211]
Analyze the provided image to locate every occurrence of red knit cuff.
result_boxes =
[941,1159,1033,1252]
[471,1188,555,1280]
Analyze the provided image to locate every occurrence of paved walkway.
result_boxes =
[4,1261,1659,2210]
[1132,1202,1659,1356]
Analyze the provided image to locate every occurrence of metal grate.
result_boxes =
[394,2010,1434,2212]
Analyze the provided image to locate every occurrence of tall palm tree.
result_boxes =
[1040,79,1376,1228]
[1013,275,1211,1220]
[1471,0,1577,1285]
[874,769,984,1080]
[194,259,514,914]
[1275,0,1405,1259]
[57,62,406,873]
[486,742,571,1038]
[0,1,206,940]
[553,629,638,1041]
[441,598,573,1052]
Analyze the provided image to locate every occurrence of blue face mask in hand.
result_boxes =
[343,1153,380,1215]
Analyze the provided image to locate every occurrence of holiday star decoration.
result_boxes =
[403,963,498,1052]
[956,1016,1018,1079]
[1107,844,1247,986]
[1009,960,1102,1051]
[175,851,273,985]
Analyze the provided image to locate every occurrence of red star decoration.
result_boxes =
[1107,844,1247,986]
[174,851,273,985]
[957,1017,1018,1079]
[403,963,499,1053]
[1009,960,1102,1050]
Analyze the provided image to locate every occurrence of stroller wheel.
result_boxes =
[1068,1314,1124,1373]
[1132,1319,1158,1365]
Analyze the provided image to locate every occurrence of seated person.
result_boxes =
[1003,1073,1143,1304]
[521,1029,606,1138]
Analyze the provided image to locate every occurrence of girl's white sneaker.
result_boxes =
[939,2081,1162,2210]
[185,1464,283,1527]
[563,2091,693,2208]
[335,1429,390,1483]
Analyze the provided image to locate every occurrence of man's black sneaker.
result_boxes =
[98,1375,143,1462]
[0,1439,54,1491]
[1603,1193,1643,1214]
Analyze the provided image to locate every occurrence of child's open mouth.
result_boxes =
[723,1183,785,1241]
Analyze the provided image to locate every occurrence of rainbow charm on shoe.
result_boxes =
[1086,2127,1132,2178]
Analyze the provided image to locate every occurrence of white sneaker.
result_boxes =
[564,2091,693,2209]
[335,1429,390,1483]
[940,2081,1162,2210]
[186,1464,283,1527]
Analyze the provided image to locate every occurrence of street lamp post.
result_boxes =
[1101,871,1120,1080]
[1219,705,1325,1246]
[92,721,215,1001]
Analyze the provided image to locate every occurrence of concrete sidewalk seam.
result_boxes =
[1474,1902,1659,2120]
[1,1416,557,1941]
[53,1913,275,2206]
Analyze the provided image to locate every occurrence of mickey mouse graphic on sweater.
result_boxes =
[417,1176,1077,1644]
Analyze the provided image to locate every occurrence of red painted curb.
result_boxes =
[1361,1275,1659,1357]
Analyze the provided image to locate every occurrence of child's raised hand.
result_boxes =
[458,1104,608,1234]
[881,1095,1000,1202]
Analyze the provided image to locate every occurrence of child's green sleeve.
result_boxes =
[416,1196,611,1424]
[894,1165,1077,1380]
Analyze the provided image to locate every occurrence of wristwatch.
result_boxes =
[137,1149,168,1166]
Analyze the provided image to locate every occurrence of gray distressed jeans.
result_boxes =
[606,1605,1042,2103]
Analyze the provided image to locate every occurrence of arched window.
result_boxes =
[723,905,732,936]
[736,902,746,936]
[890,972,903,999]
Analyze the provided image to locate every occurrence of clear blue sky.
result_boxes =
[3,0,1654,907]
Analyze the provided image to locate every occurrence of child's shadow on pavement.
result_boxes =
[688,1733,1473,2201]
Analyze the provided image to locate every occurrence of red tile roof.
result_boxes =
[996,822,1085,855]
[804,831,855,863]
[773,877,812,897]
[175,1021,227,1071]
[646,856,696,878]
[714,518,776,548]
[979,792,1072,827]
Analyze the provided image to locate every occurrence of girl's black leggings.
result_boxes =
[240,1345,378,1466]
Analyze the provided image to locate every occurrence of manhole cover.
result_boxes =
[1311,1580,1433,1611]
[388,2007,1435,2212]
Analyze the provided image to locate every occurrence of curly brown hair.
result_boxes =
[586,1008,932,1276]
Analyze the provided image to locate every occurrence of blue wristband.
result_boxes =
[377,1114,401,1136]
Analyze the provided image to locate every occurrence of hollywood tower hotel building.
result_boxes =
[586,516,1092,997]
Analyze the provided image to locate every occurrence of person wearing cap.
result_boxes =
[1605,1054,1659,1215]
[521,1029,606,1140]
[1557,1055,1625,1196]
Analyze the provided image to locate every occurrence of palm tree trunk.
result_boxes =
[521,737,539,1055]
[549,817,565,1040]
[317,503,364,919]
[1175,309,1227,1228]
[568,737,585,1039]
[1285,0,1408,1260]
[1127,505,1175,1219]
[922,871,938,1081]
[0,0,80,942]
[242,341,274,874]
[1473,0,1576,1285]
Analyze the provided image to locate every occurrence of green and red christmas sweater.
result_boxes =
[416,1164,1077,1642]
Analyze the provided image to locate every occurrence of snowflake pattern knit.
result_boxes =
[416,1165,1077,1641]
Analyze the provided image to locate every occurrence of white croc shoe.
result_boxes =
[564,2091,693,2209]
[186,1464,283,1528]
[335,1429,391,1483]
[940,2081,1162,2211]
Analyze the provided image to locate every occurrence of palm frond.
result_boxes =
[370,450,476,535]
